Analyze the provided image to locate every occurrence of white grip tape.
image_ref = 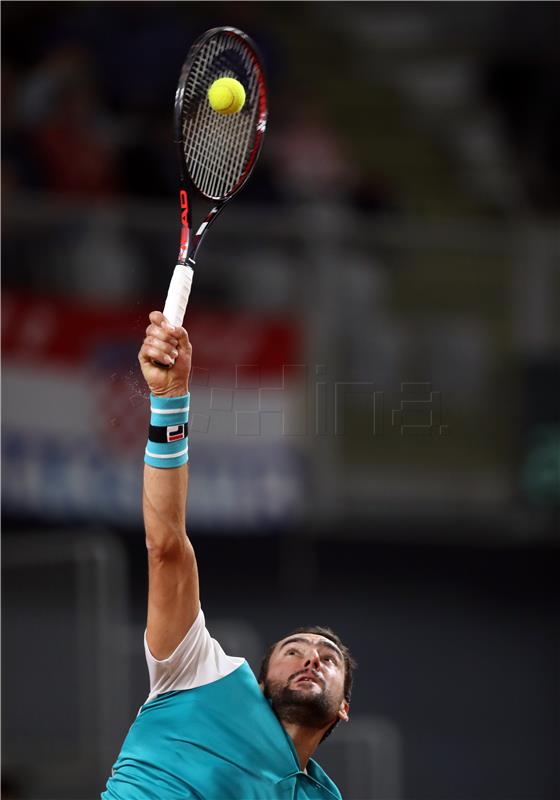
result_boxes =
[162,264,194,327]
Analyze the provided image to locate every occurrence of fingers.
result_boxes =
[148,310,167,327]
[175,326,191,350]
[143,339,177,364]
[139,339,175,365]
[140,312,191,366]
[146,323,179,349]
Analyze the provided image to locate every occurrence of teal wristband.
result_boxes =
[144,393,189,469]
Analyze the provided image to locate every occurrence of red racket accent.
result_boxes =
[178,190,190,262]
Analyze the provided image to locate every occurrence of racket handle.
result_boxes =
[163,264,194,327]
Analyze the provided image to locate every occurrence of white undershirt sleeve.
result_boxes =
[143,608,244,703]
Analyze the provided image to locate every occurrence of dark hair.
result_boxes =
[258,625,356,740]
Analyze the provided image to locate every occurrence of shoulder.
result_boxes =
[144,607,244,702]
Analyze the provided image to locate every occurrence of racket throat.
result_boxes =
[186,203,222,262]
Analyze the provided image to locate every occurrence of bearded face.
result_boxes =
[261,634,349,732]
[263,671,341,728]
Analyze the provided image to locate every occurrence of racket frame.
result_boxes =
[173,26,268,271]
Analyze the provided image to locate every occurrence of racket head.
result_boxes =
[174,27,268,204]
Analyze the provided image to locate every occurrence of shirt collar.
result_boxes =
[282,725,342,799]
[305,757,343,799]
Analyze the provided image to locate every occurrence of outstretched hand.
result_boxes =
[138,311,192,397]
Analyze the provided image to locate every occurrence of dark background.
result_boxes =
[2,3,559,799]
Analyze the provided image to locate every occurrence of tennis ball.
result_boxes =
[208,77,246,115]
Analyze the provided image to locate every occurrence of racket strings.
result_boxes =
[185,38,229,190]
[209,38,258,195]
[185,42,257,196]
[181,33,262,199]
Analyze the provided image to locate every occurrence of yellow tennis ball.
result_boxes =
[208,77,246,115]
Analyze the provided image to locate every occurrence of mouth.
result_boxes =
[293,672,323,688]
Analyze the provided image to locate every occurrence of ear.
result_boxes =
[337,700,350,723]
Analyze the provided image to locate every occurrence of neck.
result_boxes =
[280,720,328,770]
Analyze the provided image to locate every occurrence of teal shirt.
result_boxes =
[102,661,342,799]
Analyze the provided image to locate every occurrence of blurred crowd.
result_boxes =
[3,4,559,216]
[3,4,240,200]
[1,3,398,214]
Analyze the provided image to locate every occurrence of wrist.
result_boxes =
[145,393,190,469]
[150,384,189,398]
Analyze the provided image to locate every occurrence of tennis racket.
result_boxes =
[162,26,268,328]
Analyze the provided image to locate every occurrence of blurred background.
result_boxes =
[2,2,559,799]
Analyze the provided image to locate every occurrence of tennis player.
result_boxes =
[102,312,355,800]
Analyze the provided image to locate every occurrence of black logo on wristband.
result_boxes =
[149,423,187,443]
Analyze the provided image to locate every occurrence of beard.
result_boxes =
[263,675,340,730]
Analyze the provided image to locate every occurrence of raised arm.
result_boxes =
[138,311,199,660]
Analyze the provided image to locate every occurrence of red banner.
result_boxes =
[2,293,302,376]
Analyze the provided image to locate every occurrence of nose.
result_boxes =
[304,649,321,669]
